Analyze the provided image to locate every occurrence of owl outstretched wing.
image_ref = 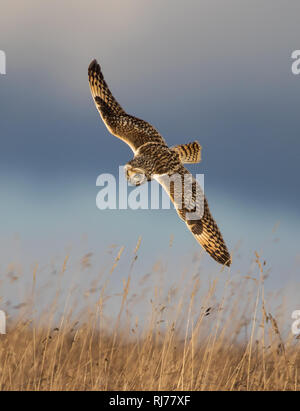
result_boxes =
[155,166,231,267]
[88,59,166,153]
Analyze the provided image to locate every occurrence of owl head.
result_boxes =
[124,156,153,186]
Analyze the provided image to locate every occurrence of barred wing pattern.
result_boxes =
[88,59,166,153]
[172,141,202,164]
[155,166,231,266]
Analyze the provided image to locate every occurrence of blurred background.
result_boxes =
[0,1,300,317]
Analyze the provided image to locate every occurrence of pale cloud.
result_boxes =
[1,0,299,105]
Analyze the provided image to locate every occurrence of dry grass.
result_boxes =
[0,243,299,391]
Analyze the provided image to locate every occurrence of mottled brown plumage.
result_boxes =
[88,59,231,267]
[173,141,202,164]
[88,59,165,153]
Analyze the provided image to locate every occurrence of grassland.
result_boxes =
[0,244,299,391]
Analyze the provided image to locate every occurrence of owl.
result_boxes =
[88,59,231,267]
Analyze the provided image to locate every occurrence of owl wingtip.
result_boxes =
[223,254,232,267]
[88,58,100,74]
[214,251,231,267]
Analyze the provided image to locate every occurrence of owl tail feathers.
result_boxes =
[172,141,202,164]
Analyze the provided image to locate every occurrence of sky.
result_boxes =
[0,1,300,314]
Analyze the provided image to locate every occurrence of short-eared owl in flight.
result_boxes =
[88,59,231,267]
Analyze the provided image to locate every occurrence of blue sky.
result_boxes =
[1,1,300,308]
